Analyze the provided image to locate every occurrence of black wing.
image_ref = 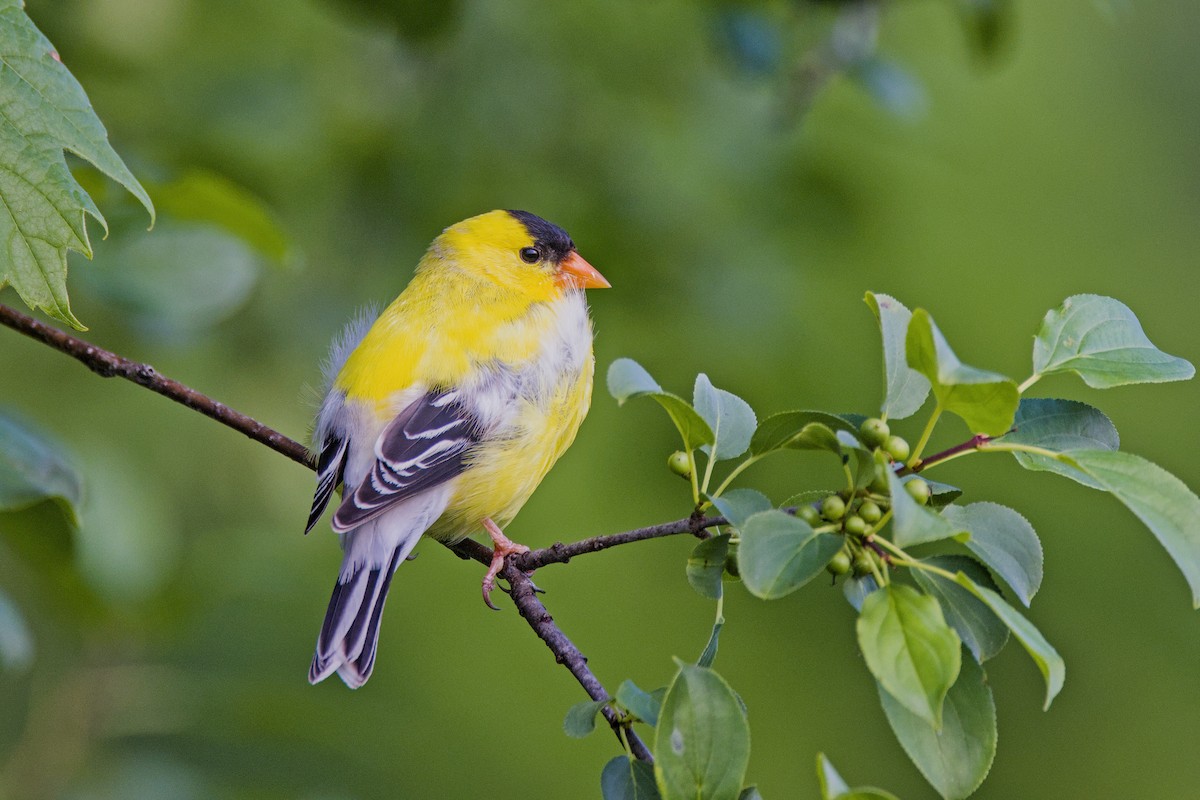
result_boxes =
[306,432,349,534]
[331,389,481,532]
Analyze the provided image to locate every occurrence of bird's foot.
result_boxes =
[481,518,530,610]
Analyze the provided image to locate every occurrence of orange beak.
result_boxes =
[557,251,610,290]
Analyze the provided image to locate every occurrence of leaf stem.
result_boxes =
[1018,374,1041,394]
[978,441,1064,461]
[701,447,717,497]
[907,433,993,473]
[908,402,943,466]
[687,449,701,505]
[710,452,765,499]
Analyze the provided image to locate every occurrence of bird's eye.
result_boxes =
[519,246,541,264]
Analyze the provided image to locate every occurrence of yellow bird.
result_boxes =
[305,210,609,688]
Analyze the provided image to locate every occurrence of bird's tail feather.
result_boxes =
[308,531,419,689]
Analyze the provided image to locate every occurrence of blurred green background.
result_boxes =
[2,0,1199,797]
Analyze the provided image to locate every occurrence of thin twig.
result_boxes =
[0,303,314,470]
[441,537,655,760]
[1,302,657,761]
[514,511,723,571]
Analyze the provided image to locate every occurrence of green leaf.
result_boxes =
[865,291,931,419]
[1003,398,1119,488]
[925,479,963,508]
[878,649,996,800]
[697,617,724,669]
[738,788,763,800]
[617,680,663,727]
[694,374,756,462]
[608,359,715,451]
[79,220,262,334]
[888,462,966,548]
[1061,449,1200,609]
[602,755,662,800]
[749,410,857,456]
[816,754,900,800]
[857,584,961,728]
[912,556,1009,663]
[149,169,290,263]
[655,663,751,800]
[943,502,1043,606]
[1030,295,1195,388]
[0,4,154,328]
[906,309,1019,435]
[953,572,1064,709]
[0,409,82,523]
[816,753,852,799]
[738,509,844,600]
[687,534,730,600]
[708,488,771,529]
[842,574,879,612]
[0,588,34,673]
[563,698,610,738]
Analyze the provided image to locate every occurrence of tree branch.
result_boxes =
[0,302,660,761]
[0,303,314,471]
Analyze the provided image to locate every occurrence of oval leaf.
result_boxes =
[1003,398,1119,488]
[942,502,1043,606]
[952,572,1064,709]
[709,488,772,529]
[750,410,857,456]
[617,680,663,728]
[906,309,1019,436]
[912,556,1010,663]
[816,753,852,799]
[888,462,966,548]
[564,697,610,738]
[842,574,880,612]
[608,359,715,451]
[878,650,997,800]
[1061,449,1200,609]
[865,291,931,419]
[738,510,843,599]
[602,755,662,800]
[857,584,962,728]
[816,752,901,800]
[687,534,730,600]
[0,409,82,522]
[1031,295,1195,388]
[694,374,756,462]
[654,664,750,800]
[697,617,724,669]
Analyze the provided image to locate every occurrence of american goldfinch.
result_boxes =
[305,209,609,688]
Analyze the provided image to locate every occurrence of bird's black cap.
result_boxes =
[507,209,575,263]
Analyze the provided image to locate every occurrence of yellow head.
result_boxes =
[425,210,608,298]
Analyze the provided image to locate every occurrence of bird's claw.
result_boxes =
[479,518,531,610]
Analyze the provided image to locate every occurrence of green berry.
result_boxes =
[667,451,691,479]
[798,505,821,526]
[843,515,867,536]
[884,435,911,463]
[820,495,846,521]
[859,500,882,524]
[904,477,932,506]
[827,549,852,576]
[852,550,878,577]
[859,417,891,448]
[869,465,891,494]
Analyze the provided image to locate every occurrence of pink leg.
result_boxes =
[481,518,530,610]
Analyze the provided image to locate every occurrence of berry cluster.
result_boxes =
[815,417,930,579]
